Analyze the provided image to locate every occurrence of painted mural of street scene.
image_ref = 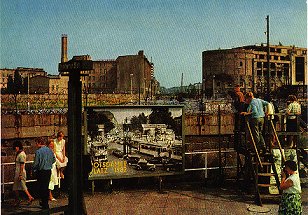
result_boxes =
[85,106,184,179]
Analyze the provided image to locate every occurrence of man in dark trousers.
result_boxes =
[33,137,55,210]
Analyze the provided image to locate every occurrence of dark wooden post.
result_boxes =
[59,56,93,215]
[67,71,83,214]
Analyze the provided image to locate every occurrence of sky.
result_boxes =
[0,0,307,88]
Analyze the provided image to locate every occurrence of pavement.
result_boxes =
[1,179,307,215]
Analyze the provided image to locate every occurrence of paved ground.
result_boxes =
[1,180,307,215]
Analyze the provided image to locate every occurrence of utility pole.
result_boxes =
[213,75,216,99]
[181,73,183,93]
[266,15,270,98]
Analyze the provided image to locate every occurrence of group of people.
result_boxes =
[233,85,302,152]
[12,131,68,209]
[233,86,302,214]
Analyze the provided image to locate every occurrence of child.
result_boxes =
[278,160,302,214]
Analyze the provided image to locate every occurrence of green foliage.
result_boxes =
[130,113,147,132]
[6,71,26,94]
[87,109,115,138]
[13,71,23,94]
[148,107,182,136]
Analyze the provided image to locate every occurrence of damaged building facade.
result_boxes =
[202,44,307,96]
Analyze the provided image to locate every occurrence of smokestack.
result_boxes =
[61,34,68,63]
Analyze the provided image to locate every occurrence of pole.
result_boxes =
[67,71,84,214]
[212,75,215,99]
[138,77,141,105]
[130,74,133,95]
[28,73,30,95]
[244,51,247,92]
[266,15,270,98]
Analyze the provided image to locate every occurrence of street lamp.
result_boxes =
[130,73,133,95]
[212,75,215,99]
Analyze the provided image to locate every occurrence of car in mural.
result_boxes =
[135,158,156,171]
[112,149,124,158]
[125,154,141,166]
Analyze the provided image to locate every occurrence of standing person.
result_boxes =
[47,139,58,201]
[286,95,301,148]
[233,85,245,131]
[33,137,55,210]
[278,160,302,214]
[241,92,269,153]
[233,85,245,112]
[264,96,278,147]
[12,141,34,206]
[54,131,68,179]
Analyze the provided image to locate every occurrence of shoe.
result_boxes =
[27,197,34,205]
[50,198,57,201]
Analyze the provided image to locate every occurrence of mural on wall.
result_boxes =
[84,106,184,179]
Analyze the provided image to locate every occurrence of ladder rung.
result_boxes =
[258,184,278,187]
[253,162,272,165]
[258,173,276,177]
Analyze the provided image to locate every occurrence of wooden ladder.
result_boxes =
[250,153,281,206]
[245,118,285,206]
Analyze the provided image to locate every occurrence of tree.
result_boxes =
[13,71,23,94]
[130,113,147,132]
[87,109,115,138]
[6,71,24,111]
[23,77,28,94]
[7,75,14,94]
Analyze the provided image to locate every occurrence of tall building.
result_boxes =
[83,60,117,94]
[202,44,307,96]
[116,50,154,96]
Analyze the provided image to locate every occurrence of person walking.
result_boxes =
[278,160,302,214]
[241,92,269,153]
[32,137,55,210]
[12,141,34,206]
[54,131,68,179]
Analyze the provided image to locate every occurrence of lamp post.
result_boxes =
[212,75,215,99]
[130,73,133,95]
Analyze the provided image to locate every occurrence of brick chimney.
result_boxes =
[61,34,68,63]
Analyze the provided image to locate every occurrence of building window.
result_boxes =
[260,55,264,59]
[274,56,278,60]
[239,62,243,67]
[271,70,276,77]
[257,62,262,68]
[277,71,282,77]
